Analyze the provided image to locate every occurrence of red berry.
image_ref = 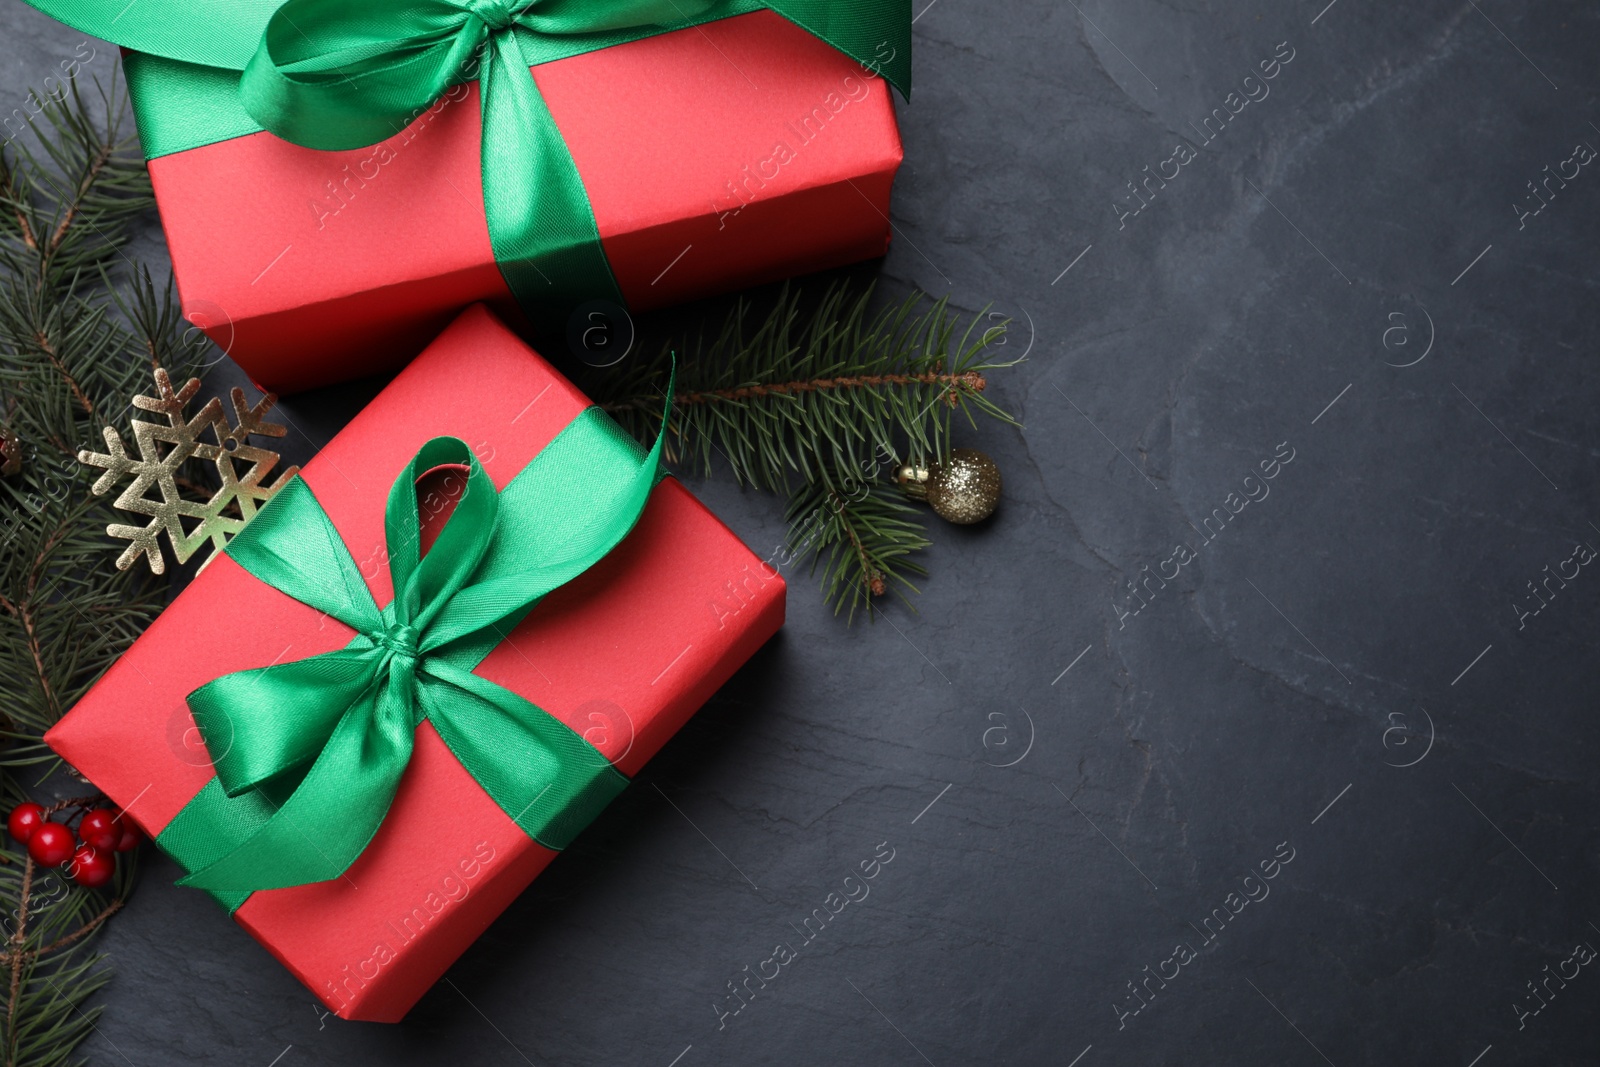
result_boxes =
[78,808,119,852]
[113,821,141,853]
[27,823,74,867]
[68,845,114,888]
[7,803,44,845]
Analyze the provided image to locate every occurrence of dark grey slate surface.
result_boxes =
[4,1,1599,1064]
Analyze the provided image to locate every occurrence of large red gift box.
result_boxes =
[46,304,786,1021]
[143,9,903,393]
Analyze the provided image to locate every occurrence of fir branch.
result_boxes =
[597,281,1020,493]
[0,68,201,1066]
[592,280,1020,618]
[784,476,933,623]
[672,368,988,405]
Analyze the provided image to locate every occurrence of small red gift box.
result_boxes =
[139,9,903,393]
[46,304,785,1021]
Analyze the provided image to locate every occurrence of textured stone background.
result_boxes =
[4,0,1599,1064]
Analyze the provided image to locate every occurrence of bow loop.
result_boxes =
[383,437,500,632]
[240,0,490,151]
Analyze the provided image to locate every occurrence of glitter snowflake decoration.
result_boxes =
[78,368,300,574]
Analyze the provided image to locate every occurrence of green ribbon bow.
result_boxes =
[237,0,737,313]
[21,0,911,320]
[156,397,668,904]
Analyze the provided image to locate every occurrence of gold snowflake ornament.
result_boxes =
[78,368,300,574]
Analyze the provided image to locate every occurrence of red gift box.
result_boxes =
[141,8,903,393]
[46,304,786,1021]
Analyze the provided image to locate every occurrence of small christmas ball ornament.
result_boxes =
[897,448,1002,524]
[0,428,21,477]
[69,845,115,888]
[27,822,75,867]
[78,808,120,852]
[7,802,44,844]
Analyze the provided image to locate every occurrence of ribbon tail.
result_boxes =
[480,28,624,318]
[155,778,281,913]
[422,661,627,850]
[178,682,414,893]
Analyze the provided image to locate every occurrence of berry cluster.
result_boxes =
[7,801,139,887]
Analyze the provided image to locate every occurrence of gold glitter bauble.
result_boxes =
[897,448,1001,524]
[0,429,21,476]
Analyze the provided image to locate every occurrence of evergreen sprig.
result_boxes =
[0,73,201,1066]
[783,478,932,614]
[594,282,1021,621]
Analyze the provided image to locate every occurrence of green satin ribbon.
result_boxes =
[20,0,911,317]
[156,398,669,905]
